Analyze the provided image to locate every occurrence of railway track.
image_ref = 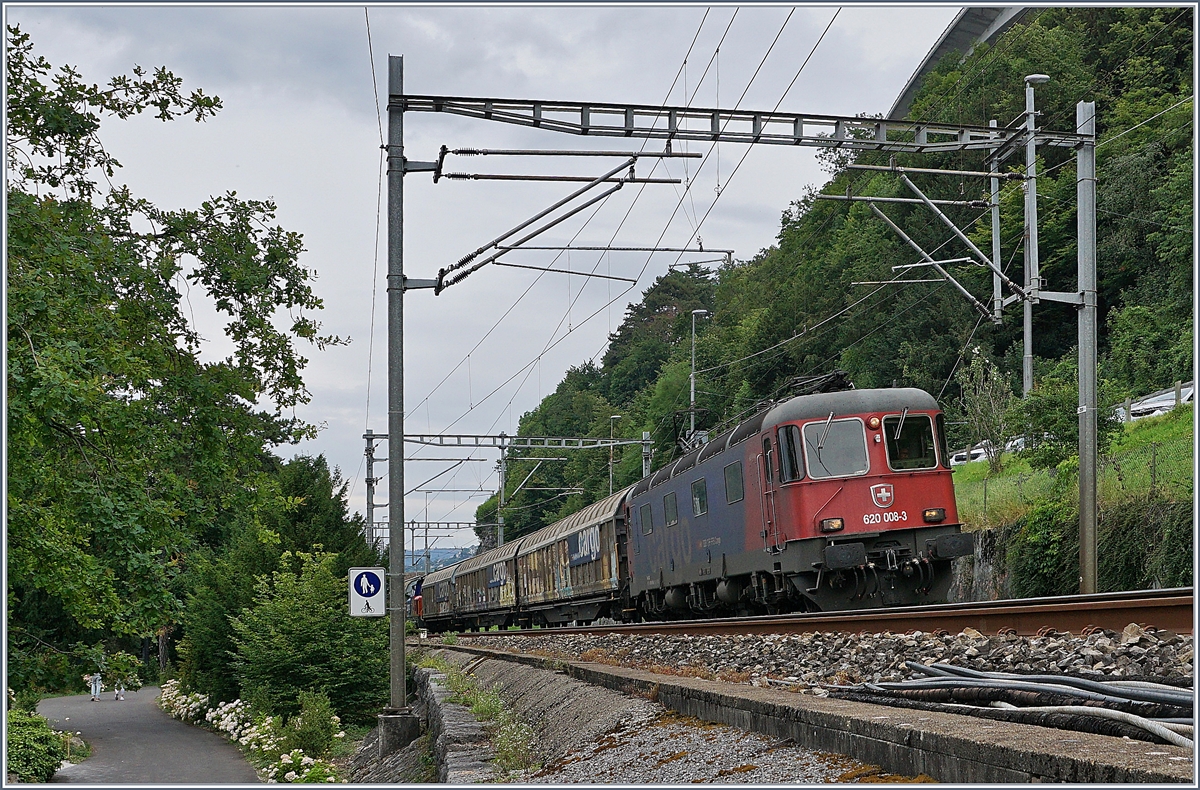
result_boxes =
[457,588,1193,639]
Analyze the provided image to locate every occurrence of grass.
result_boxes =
[416,655,540,777]
[953,405,1193,529]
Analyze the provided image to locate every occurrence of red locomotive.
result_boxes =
[419,386,972,631]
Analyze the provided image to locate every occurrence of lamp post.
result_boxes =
[1022,73,1049,397]
[690,309,710,444]
[609,415,622,495]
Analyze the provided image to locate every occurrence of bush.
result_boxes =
[12,688,42,713]
[283,691,339,758]
[1007,499,1080,599]
[230,552,388,724]
[6,709,67,782]
[1005,493,1194,598]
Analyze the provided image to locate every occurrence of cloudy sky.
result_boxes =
[9,2,962,553]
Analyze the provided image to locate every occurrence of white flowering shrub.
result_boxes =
[156,680,347,782]
[264,748,344,783]
[157,679,210,722]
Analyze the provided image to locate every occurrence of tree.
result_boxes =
[229,552,388,723]
[955,349,1018,473]
[6,26,341,683]
[176,455,380,702]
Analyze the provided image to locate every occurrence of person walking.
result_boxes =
[87,671,103,702]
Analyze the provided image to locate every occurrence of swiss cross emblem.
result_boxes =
[870,483,894,508]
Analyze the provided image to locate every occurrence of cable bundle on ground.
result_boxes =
[829,661,1194,749]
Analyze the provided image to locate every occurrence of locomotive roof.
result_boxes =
[517,484,633,556]
[763,387,939,427]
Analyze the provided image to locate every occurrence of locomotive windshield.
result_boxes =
[802,418,869,478]
[884,414,938,470]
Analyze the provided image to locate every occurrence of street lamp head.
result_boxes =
[1025,74,1050,85]
[692,309,710,316]
[610,414,622,421]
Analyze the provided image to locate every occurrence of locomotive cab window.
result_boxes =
[663,491,679,526]
[884,413,938,470]
[802,418,869,479]
[761,437,774,481]
[723,461,744,504]
[640,503,653,534]
[691,478,708,516]
[935,413,951,468]
[777,425,803,481]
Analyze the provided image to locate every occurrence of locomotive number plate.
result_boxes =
[863,510,907,525]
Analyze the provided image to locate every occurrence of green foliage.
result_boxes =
[12,688,42,713]
[177,456,380,703]
[1105,304,1192,397]
[229,552,388,724]
[5,709,67,782]
[282,691,339,758]
[103,651,144,691]
[6,25,342,690]
[1007,499,1081,599]
[953,348,1018,473]
[1005,493,1193,598]
[1015,355,1122,469]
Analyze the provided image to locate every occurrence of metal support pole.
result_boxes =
[1077,100,1098,595]
[690,310,709,445]
[385,55,407,711]
[365,431,376,547]
[1023,75,1049,396]
[609,415,622,496]
[989,120,1003,321]
[497,449,506,547]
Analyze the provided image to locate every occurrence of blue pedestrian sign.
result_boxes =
[348,567,387,617]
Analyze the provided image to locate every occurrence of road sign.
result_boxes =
[349,567,386,617]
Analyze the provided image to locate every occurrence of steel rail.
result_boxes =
[457,589,1192,638]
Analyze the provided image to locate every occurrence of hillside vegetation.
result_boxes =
[475,8,1193,547]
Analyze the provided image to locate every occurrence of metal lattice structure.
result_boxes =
[399,95,1089,154]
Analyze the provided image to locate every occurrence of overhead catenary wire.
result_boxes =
[408,9,713,428]
[414,10,719,505]
[351,6,387,505]
[446,10,795,438]
[445,9,805,499]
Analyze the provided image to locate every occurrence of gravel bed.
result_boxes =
[511,713,925,784]
[463,622,1193,688]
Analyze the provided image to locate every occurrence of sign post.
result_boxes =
[349,568,387,617]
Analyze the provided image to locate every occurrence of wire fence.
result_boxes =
[956,432,1194,529]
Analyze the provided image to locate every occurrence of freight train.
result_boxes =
[418,387,973,631]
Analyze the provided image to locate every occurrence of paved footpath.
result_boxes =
[39,686,260,784]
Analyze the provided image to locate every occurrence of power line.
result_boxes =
[409,11,715,430]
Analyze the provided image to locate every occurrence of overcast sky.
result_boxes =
[8,2,962,553]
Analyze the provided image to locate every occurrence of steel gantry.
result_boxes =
[382,59,1100,737]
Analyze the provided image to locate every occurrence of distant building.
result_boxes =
[890,7,1030,119]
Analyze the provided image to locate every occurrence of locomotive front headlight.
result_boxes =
[923,508,946,523]
[820,517,845,533]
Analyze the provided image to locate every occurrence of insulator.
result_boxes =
[454,148,481,156]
